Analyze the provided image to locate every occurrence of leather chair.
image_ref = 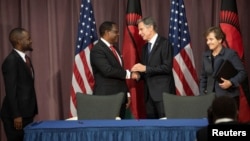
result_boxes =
[76,92,124,120]
[163,92,215,119]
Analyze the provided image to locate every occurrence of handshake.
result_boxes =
[130,63,146,80]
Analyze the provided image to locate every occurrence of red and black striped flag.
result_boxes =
[220,0,250,122]
[122,0,146,119]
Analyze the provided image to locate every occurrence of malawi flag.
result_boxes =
[220,0,250,122]
[122,0,146,119]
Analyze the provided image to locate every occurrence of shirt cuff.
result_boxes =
[126,70,131,79]
[127,92,130,97]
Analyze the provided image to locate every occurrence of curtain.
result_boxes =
[1,0,250,140]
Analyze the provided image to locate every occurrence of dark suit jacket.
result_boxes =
[90,39,128,97]
[199,47,247,97]
[140,35,175,101]
[1,50,38,118]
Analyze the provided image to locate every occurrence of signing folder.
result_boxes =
[215,60,238,83]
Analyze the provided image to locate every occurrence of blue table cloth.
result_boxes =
[24,119,208,141]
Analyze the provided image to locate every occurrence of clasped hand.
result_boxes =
[130,63,146,80]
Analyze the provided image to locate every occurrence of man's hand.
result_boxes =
[126,97,131,109]
[131,63,146,72]
[131,71,140,80]
[14,117,23,130]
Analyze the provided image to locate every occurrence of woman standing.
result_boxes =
[199,26,247,107]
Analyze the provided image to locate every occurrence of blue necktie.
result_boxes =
[147,42,152,55]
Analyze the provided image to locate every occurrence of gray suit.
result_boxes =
[200,47,247,97]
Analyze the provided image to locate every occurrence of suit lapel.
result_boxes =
[13,50,34,78]
[212,49,226,77]
[99,40,122,66]
[204,51,213,74]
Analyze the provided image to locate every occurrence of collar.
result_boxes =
[215,118,234,124]
[14,49,26,61]
[217,46,226,56]
[205,46,226,58]
[148,33,158,46]
[100,38,111,47]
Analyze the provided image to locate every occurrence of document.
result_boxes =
[215,60,237,83]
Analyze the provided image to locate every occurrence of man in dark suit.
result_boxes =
[90,21,137,119]
[196,95,239,141]
[131,17,176,119]
[1,28,38,141]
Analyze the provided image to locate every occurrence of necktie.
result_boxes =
[110,46,121,65]
[148,42,152,55]
[25,55,32,74]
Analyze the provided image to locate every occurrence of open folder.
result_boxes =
[215,60,238,83]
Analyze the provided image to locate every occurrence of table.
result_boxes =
[24,119,208,141]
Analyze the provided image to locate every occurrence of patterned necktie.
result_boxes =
[110,46,121,65]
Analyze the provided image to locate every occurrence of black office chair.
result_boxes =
[163,92,215,119]
[76,92,124,120]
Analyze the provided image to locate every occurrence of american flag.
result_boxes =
[70,0,98,117]
[168,0,199,96]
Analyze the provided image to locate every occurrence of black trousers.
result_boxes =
[145,91,165,119]
[1,116,34,141]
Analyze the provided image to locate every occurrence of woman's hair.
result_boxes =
[204,26,226,42]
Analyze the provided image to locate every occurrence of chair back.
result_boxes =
[76,92,124,120]
[163,93,215,119]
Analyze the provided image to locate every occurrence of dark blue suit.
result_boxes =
[140,35,175,118]
[200,47,247,97]
[141,35,175,101]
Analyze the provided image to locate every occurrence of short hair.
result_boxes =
[9,27,26,47]
[99,21,116,37]
[137,16,157,31]
[211,95,237,120]
[204,26,226,42]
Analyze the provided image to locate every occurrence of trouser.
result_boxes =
[1,116,33,141]
[145,93,165,119]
